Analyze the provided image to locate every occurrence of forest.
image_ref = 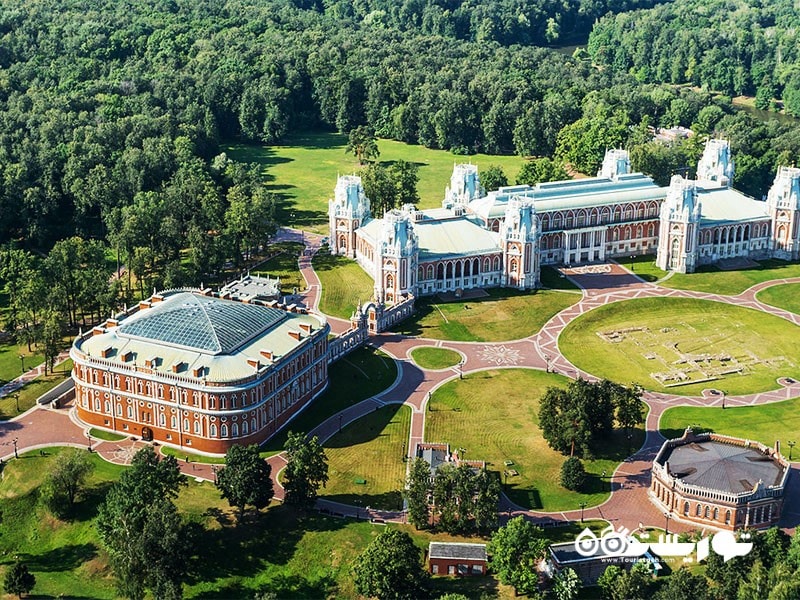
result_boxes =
[1,0,800,362]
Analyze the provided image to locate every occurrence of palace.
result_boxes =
[70,285,330,454]
[329,140,800,301]
[650,428,789,530]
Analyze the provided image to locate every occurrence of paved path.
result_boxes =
[5,233,800,533]
[0,351,71,399]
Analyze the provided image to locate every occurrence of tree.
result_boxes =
[215,444,274,520]
[389,160,420,206]
[3,562,35,598]
[613,384,645,447]
[360,163,396,216]
[41,449,94,517]
[353,529,429,600]
[473,467,500,532]
[403,457,431,529]
[653,568,707,600]
[516,158,569,186]
[346,125,380,165]
[598,562,651,600]
[482,165,508,191]
[283,431,329,508]
[552,567,581,600]
[560,457,586,491]
[488,516,547,595]
[97,447,189,599]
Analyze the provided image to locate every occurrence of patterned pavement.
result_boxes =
[4,231,800,533]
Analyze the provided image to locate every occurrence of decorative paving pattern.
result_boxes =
[478,344,522,365]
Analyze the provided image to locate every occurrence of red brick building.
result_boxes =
[428,542,487,576]
[71,287,329,454]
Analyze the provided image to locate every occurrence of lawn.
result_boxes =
[393,288,578,342]
[312,250,375,319]
[659,258,800,295]
[409,347,462,370]
[425,369,645,511]
[0,359,73,420]
[0,447,517,599]
[540,265,581,290]
[260,346,397,454]
[252,242,306,293]
[88,428,127,442]
[225,132,525,233]
[559,297,800,396]
[321,404,411,511]
[161,445,225,465]
[756,282,800,315]
[0,338,44,383]
[618,254,665,283]
[659,397,800,450]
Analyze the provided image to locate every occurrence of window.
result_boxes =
[210,424,217,437]
[472,565,483,574]
[232,423,239,437]
[221,424,228,437]
[448,566,455,575]
[432,565,439,575]
[194,421,200,434]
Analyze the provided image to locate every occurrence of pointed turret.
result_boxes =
[697,139,734,187]
[598,149,631,180]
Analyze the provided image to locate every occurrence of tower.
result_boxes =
[328,175,371,257]
[656,176,702,273]
[443,164,482,208]
[374,208,418,304]
[767,166,800,260]
[598,149,631,180]
[501,196,540,289]
[697,139,735,187]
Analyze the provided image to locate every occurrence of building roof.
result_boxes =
[429,542,487,561]
[76,291,324,383]
[469,174,664,220]
[697,186,770,225]
[549,541,622,564]
[118,292,287,355]
[661,440,786,494]
[219,275,281,302]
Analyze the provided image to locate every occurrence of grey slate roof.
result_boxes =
[429,542,487,561]
[662,440,785,494]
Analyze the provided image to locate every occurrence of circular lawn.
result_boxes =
[409,347,462,370]
[559,297,800,396]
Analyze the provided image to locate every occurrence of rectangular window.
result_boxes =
[122,424,128,430]
[432,565,439,575]
[472,565,482,574]
[448,566,455,575]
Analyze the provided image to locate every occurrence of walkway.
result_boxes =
[5,234,800,534]
[0,351,71,398]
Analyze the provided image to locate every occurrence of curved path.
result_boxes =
[3,232,799,533]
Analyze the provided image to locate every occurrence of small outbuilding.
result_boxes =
[428,542,487,576]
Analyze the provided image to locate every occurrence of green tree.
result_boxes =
[598,562,651,600]
[389,160,420,206]
[482,165,509,191]
[283,431,329,508]
[653,568,707,600]
[403,457,431,529]
[346,125,380,165]
[224,186,276,263]
[516,158,569,186]
[560,457,586,491]
[40,449,94,517]
[552,567,581,600]
[473,467,500,532]
[97,447,189,600]
[215,444,274,520]
[353,529,429,600]
[488,516,547,595]
[360,163,396,216]
[3,562,35,599]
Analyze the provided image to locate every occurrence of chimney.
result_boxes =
[246,358,261,369]
[260,349,273,361]
[138,301,151,311]
[288,330,302,341]
[100,346,113,358]
[299,322,312,334]
[192,366,205,378]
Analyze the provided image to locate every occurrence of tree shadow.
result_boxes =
[13,543,98,572]
[321,490,403,511]
[323,404,403,449]
[507,485,543,510]
[68,481,114,522]
[376,159,427,169]
[429,573,499,599]
[186,504,349,584]
[225,144,294,168]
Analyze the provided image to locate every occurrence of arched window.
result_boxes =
[725,510,731,524]
[437,264,444,280]
[455,262,462,278]
[220,424,228,437]
[418,266,424,281]
[493,256,500,271]
[210,423,217,437]
[104,401,110,414]
[194,421,200,434]
[242,420,249,435]
[252,418,257,432]
[183,419,189,431]
[116,404,122,416]
[386,274,393,289]
[464,261,471,277]
[159,413,166,426]
[713,507,719,521]
[683,502,690,515]
[171,416,177,429]
[704,506,710,519]
[446,263,452,279]
[483,258,490,272]
[696,504,702,516]
[232,423,239,437]
[427,265,434,280]
[510,259,518,273]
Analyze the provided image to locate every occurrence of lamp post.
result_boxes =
[788,440,796,461]
[13,393,19,413]
[12,438,19,459]
[19,354,24,374]
[630,255,636,271]
[458,360,464,380]
[402,441,406,462]
[211,465,218,484]
[722,390,726,410]
[544,354,550,373]
[338,414,342,434]
[579,502,587,523]
[664,511,671,534]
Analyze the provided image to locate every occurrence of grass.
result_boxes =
[261,346,397,454]
[0,339,44,383]
[425,369,645,511]
[559,297,800,396]
[0,447,516,599]
[619,254,665,283]
[0,359,74,420]
[252,242,306,293]
[393,288,579,342]
[88,428,127,442]
[409,347,462,370]
[225,132,525,233]
[659,396,800,448]
[321,404,411,510]
[660,258,800,295]
[312,250,375,319]
[757,282,800,314]
[161,445,225,464]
